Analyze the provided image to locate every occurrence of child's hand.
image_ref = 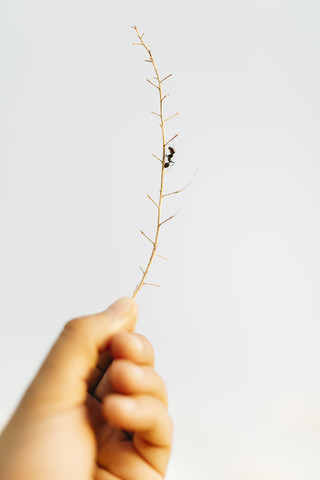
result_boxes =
[0,297,172,480]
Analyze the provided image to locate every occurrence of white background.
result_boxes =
[1,1,320,478]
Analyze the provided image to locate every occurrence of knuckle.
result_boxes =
[135,333,155,364]
[137,333,154,351]
[63,316,90,336]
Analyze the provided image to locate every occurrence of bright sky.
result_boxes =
[1,1,320,478]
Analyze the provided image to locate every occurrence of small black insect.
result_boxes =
[164,146,176,168]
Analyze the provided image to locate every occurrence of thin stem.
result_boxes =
[140,230,154,245]
[147,193,159,208]
[160,74,172,83]
[165,134,178,146]
[156,253,168,260]
[159,214,175,227]
[152,153,162,163]
[147,78,159,89]
[164,112,179,123]
[132,26,176,298]
[163,168,199,197]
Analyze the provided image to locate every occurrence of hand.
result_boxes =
[0,297,172,480]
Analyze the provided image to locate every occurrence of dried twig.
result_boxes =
[156,253,168,260]
[147,194,159,209]
[131,26,180,298]
[163,168,199,198]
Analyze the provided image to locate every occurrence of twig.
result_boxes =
[165,134,178,146]
[160,74,172,83]
[140,230,154,245]
[159,214,175,227]
[164,112,179,123]
[152,153,162,163]
[156,254,169,260]
[147,78,159,89]
[131,26,179,298]
[147,194,159,208]
[163,168,199,197]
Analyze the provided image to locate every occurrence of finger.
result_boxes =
[110,332,155,366]
[94,464,134,480]
[102,394,173,474]
[89,332,154,396]
[23,297,138,413]
[94,466,122,480]
[96,329,152,376]
[95,359,168,406]
[96,442,162,480]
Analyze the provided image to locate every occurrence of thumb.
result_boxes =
[22,297,138,414]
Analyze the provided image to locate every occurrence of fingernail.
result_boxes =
[104,297,135,316]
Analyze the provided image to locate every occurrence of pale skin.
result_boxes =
[0,297,172,480]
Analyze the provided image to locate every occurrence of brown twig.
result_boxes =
[147,194,159,209]
[164,112,179,123]
[131,26,178,298]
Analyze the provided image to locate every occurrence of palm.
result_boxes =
[46,395,134,480]
[33,375,154,480]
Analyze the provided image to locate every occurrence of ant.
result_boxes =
[164,146,175,168]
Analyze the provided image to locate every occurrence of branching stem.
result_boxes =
[132,26,177,297]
